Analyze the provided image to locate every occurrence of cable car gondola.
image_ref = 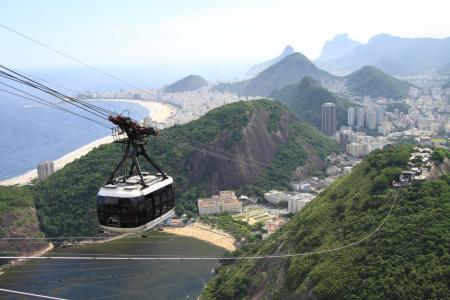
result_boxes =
[96,114,175,233]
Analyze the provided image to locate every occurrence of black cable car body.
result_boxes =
[96,115,176,233]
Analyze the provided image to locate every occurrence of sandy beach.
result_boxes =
[0,99,175,186]
[163,222,237,252]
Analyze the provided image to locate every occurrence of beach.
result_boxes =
[163,222,237,252]
[0,99,175,186]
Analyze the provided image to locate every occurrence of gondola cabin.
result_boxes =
[97,174,175,233]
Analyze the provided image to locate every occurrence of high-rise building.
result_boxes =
[321,103,336,136]
[356,107,365,127]
[367,110,377,130]
[348,107,356,126]
[37,161,54,181]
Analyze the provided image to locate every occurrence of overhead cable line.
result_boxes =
[0,189,399,261]
[0,85,111,128]
[0,24,154,97]
[0,288,67,300]
[0,65,114,118]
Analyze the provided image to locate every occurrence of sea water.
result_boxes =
[0,94,149,180]
[0,232,224,299]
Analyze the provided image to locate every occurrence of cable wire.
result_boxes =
[0,188,399,261]
[0,85,111,128]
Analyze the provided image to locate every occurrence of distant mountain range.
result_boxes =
[316,33,450,75]
[316,33,361,62]
[163,75,208,93]
[246,45,295,77]
[217,52,334,97]
[216,51,411,100]
[270,77,351,130]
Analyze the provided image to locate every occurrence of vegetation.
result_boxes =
[345,66,412,100]
[215,52,335,97]
[270,77,351,129]
[0,186,34,215]
[386,102,411,114]
[2,100,336,238]
[164,74,208,93]
[202,145,450,299]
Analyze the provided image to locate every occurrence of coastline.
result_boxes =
[0,99,175,186]
[163,222,237,252]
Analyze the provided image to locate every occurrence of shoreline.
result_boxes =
[0,99,175,186]
[162,222,237,252]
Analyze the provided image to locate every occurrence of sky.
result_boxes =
[1,0,449,70]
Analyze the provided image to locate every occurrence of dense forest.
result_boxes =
[344,66,412,100]
[270,76,351,130]
[202,145,450,299]
[0,100,337,238]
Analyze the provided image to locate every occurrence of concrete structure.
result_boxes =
[321,103,336,136]
[287,193,314,214]
[37,161,54,181]
[197,191,242,215]
[367,110,377,130]
[348,106,356,126]
[356,107,365,127]
[264,190,288,204]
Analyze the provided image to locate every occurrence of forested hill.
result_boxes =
[164,74,208,93]
[0,100,337,239]
[270,77,351,130]
[216,52,335,97]
[202,145,450,299]
[344,66,413,100]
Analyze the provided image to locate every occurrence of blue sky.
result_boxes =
[1,0,449,69]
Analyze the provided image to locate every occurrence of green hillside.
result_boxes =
[202,145,450,299]
[270,77,352,130]
[3,100,336,238]
[345,66,412,100]
[215,53,335,97]
[164,74,208,93]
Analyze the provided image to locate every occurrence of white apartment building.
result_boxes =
[287,193,314,214]
[197,191,242,215]
[37,161,54,181]
[264,190,289,204]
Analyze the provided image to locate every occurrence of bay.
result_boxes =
[0,232,224,299]
[0,94,148,180]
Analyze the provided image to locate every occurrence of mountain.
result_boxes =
[0,100,337,240]
[317,33,450,75]
[202,145,450,299]
[246,45,295,77]
[344,66,412,99]
[270,77,351,129]
[217,52,335,97]
[316,33,361,62]
[164,75,208,93]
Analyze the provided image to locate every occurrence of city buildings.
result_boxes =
[348,106,356,126]
[287,193,314,214]
[321,103,336,136]
[197,191,242,215]
[37,161,54,181]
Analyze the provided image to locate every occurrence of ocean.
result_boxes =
[0,94,149,180]
[0,232,224,299]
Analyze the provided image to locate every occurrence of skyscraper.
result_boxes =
[356,107,365,127]
[321,103,336,136]
[348,106,356,126]
[37,161,54,181]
